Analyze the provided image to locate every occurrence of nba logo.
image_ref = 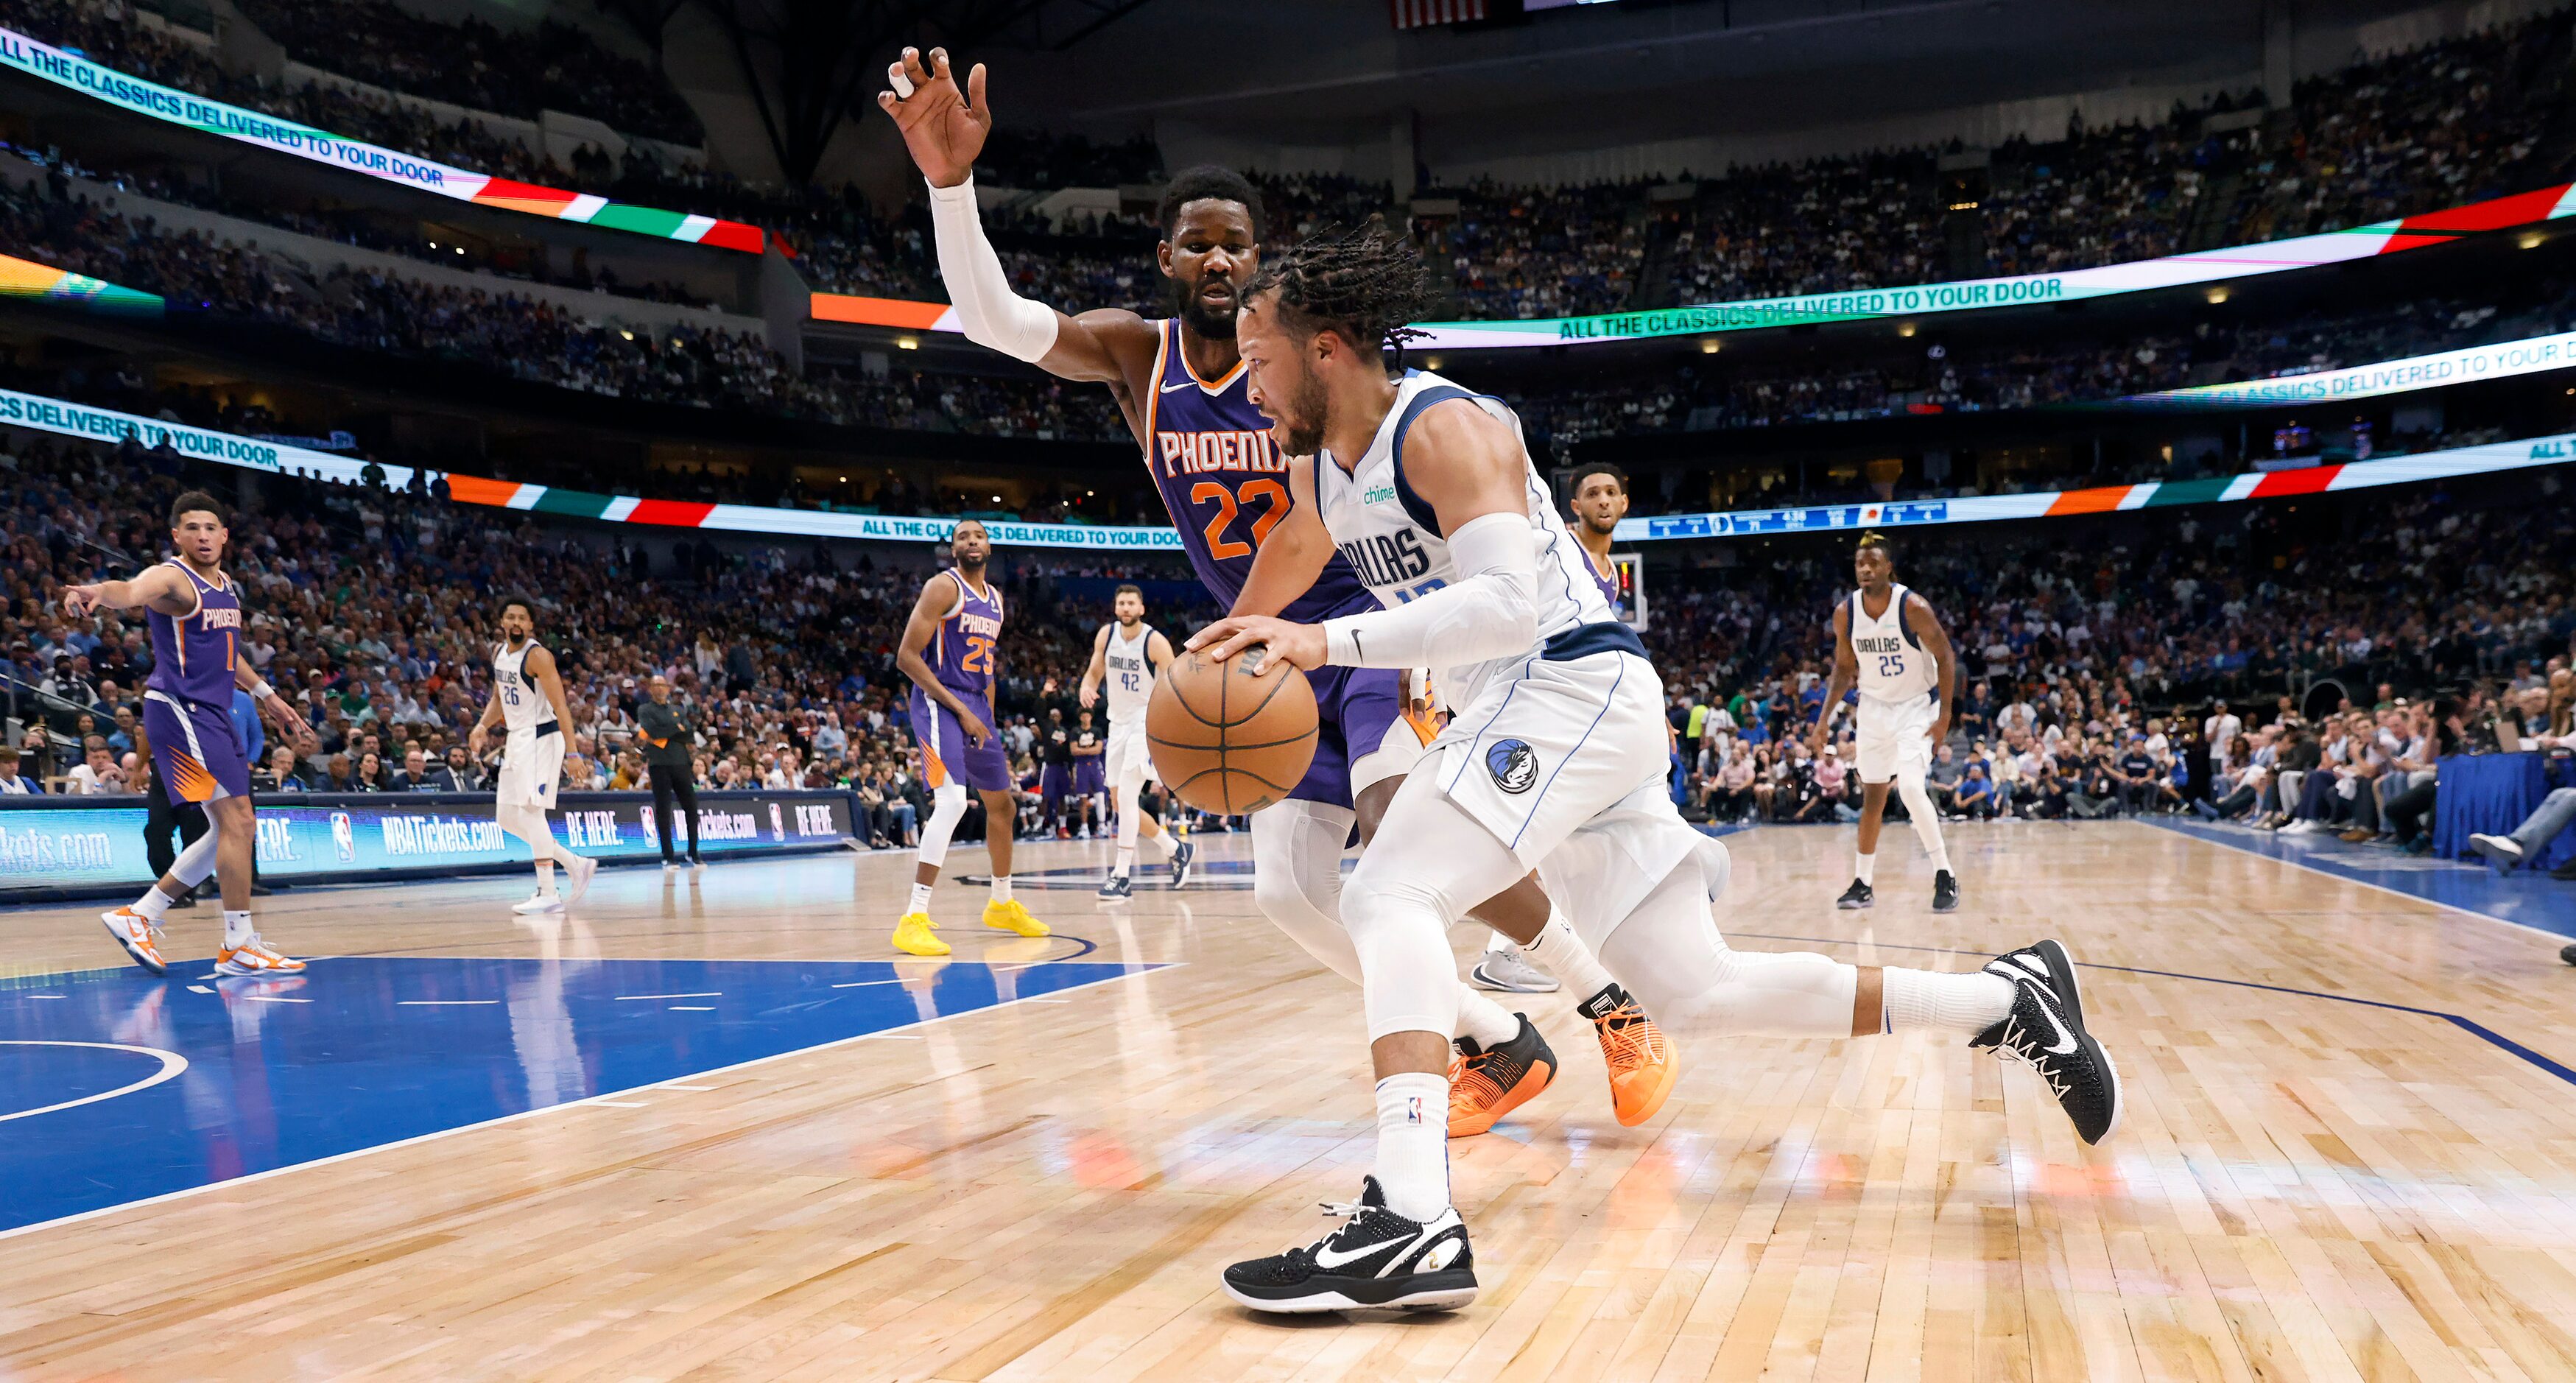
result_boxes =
[329,811,356,863]
[769,803,785,842]
[638,809,658,847]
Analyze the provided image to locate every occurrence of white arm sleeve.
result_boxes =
[1323,513,1536,669]
[925,175,1060,362]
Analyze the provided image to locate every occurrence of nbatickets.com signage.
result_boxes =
[0,790,854,894]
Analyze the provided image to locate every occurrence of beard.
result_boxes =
[1582,513,1619,538]
[1275,366,1329,457]
[1176,286,1239,340]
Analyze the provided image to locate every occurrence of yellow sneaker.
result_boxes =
[892,912,949,957]
[982,898,1049,937]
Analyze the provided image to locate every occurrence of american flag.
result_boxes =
[1391,0,1486,29]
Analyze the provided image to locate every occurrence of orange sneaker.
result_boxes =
[1448,1013,1557,1139]
[214,935,306,976]
[100,907,168,976]
[1578,986,1680,1127]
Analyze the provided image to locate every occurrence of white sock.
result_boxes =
[1140,830,1176,861]
[1881,967,2016,1035]
[906,881,933,915]
[1454,987,1521,1048]
[990,875,1013,904]
[1113,847,1135,879]
[1523,910,1618,999]
[222,909,253,948]
[1373,1071,1451,1221]
[1485,929,1516,953]
[133,884,178,921]
[536,860,557,898]
[1926,843,1952,874]
[1854,851,1876,885]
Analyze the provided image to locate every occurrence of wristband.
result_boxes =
[248,678,275,700]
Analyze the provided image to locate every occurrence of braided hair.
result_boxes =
[1245,221,1442,367]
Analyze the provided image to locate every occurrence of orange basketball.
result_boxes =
[1147,647,1319,814]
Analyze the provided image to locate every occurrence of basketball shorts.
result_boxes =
[911,687,1010,792]
[1072,758,1105,796]
[1426,627,1671,870]
[1855,694,1937,785]
[1289,664,1428,810]
[143,690,247,803]
[1105,719,1153,786]
[496,725,566,809]
[1040,763,1073,806]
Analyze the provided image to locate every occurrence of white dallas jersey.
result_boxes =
[491,639,551,733]
[1847,584,1936,705]
[1102,622,1155,723]
[1314,371,1616,708]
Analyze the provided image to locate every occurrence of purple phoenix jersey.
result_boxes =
[143,559,250,801]
[1143,320,1407,808]
[910,568,1012,792]
[1586,549,1621,616]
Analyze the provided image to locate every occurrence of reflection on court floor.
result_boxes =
[0,950,1152,1234]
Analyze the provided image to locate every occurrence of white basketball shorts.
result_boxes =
[1426,647,1669,870]
[1105,717,1153,787]
[1855,694,1937,785]
[496,728,567,809]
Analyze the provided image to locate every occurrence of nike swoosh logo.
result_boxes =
[1159,379,1203,393]
[1314,1233,1412,1271]
[2030,995,2081,1055]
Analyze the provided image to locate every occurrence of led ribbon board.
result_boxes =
[2116,329,2576,408]
[0,27,765,253]
[0,251,160,314]
[4,387,2566,548]
[809,183,2576,347]
[1616,432,2576,541]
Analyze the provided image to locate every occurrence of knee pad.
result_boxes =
[916,784,969,868]
[169,810,222,887]
[1250,801,1365,986]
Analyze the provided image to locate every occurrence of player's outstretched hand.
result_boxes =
[468,725,488,759]
[60,583,105,616]
[1188,616,1326,675]
[877,46,988,189]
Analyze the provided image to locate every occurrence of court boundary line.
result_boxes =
[1725,929,2576,1089]
[2144,817,2576,945]
[0,959,1178,1243]
[4,934,1106,985]
[0,1041,191,1123]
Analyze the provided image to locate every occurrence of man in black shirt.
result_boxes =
[638,675,704,869]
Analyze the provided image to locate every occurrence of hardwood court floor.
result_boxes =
[4,820,2575,1382]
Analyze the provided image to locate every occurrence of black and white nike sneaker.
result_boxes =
[1096,872,1133,901]
[1169,839,1197,888]
[1836,879,1875,909]
[1222,1176,1477,1314]
[1932,870,1959,913]
[1971,939,2121,1144]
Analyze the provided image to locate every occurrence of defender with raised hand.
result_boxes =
[879,46,1669,1139]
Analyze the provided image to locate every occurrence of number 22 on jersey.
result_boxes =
[1191,479,1289,560]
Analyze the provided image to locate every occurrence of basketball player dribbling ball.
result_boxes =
[881,46,1675,1141]
[1077,583,1194,900]
[84,491,320,976]
[469,596,597,914]
[890,519,1048,957]
[1194,226,2120,1312]
[1810,533,1960,913]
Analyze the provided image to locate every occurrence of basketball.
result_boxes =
[1147,647,1319,814]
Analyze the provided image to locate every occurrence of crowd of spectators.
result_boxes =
[11,0,2575,331]
[0,433,1229,849]
[1652,485,2576,841]
[230,0,703,144]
